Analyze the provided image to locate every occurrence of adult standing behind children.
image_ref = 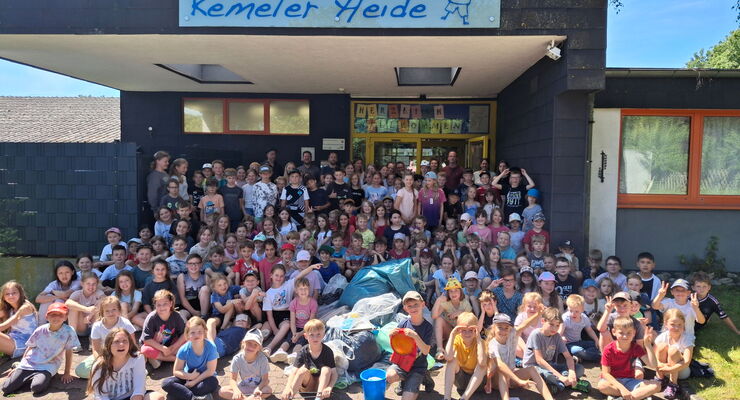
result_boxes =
[147,151,170,217]
[442,151,464,191]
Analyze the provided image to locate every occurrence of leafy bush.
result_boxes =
[680,236,727,278]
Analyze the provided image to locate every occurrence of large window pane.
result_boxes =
[270,101,310,134]
[701,117,740,195]
[229,102,265,131]
[619,116,690,194]
[184,99,223,133]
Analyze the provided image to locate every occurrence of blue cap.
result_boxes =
[252,233,267,242]
[582,279,598,289]
[424,171,437,179]
[527,188,540,199]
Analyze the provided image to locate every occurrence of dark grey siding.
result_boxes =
[595,76,740,109]
[617,209,740,272]
[0,142,139,256]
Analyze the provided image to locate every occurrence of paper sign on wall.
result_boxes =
[322,138,345,150]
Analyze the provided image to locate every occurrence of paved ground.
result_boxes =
[0,336,688,400]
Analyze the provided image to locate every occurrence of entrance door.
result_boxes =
[467,136,489,170]
[421,139,467,169]
[370,139,420,172]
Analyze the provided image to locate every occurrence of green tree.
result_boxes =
[686,29,740,69]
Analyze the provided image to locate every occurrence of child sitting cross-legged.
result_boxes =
[487,312,553,400]
[207,273,243,331]
[442,312,487,400]
[162,317,219,400]
[597,316,661,400]
[140,289,187,369]
[219,328,272,400]
[386,291,434,400]
[280,319,337,400]
[560,294,601,362]
[1,303,78,396]
[522,307,585,395]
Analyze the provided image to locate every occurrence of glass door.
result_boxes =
[370,139,420,172]
[467,136,489,170]
[421,139,468,168]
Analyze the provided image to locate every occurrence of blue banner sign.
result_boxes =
[179,0,501,28]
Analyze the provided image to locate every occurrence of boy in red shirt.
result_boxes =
[597,316,660,400]
[232,241,258,286]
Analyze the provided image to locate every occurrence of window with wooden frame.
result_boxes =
[618,109,740,209]
[183,98,310,135]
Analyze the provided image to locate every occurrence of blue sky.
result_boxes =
[0,0,737,97]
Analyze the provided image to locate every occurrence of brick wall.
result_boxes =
[0,142,139,256]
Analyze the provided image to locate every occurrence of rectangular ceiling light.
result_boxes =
[395,67,461,86]
[157,64,253,84]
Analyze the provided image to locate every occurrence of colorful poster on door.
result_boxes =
[377,118,388,133]
[431,119,442,134]
[419,119,431,133]
[442,119,452,134]
[367,105,378,119]
[388,119,398,132]
[367,118,377,133]
[354,118,367,133]
[451,119,463,133]
[433,105,445,119]
[388,105,399,119]
[399,119,409,133]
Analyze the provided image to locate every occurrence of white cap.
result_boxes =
[464,271,478,281]
[393,232,407,241]
[508,213,522,223]
[460,213,472,222]
[296,250,311,262]
[241,328,263,345]
[202,163,213,169]
[420,160,430,166]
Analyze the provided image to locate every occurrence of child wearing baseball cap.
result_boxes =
[219,328,272,399]
[2,303,79,396]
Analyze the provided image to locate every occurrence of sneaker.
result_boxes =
[270,348,289,363]
[287,352,298,365]
[147,357,162,369]
[572,355,580,364]
[574,379,591,393]
[606,396,624,400]
[663,383,678,400]
[72,346,82,353]
[422,373,435,393]
[260,328,271,339]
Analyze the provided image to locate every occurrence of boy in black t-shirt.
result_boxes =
[327,169,350,211]
[492,167,535,219]
[281,170,310,227]
[692,272,739,335]
[554,257,580,300]
[218,169,244,232]
[281,319,337,400]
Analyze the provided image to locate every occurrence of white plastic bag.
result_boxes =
[323,274,348,295]
[326,293,401,331]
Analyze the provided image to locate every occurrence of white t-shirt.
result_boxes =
[230,352,270,395]
[91,354,146,400]
[655,330,694,352]
[488,329,518,369]
[263,278,297,312]
[562,311,592,343]
[91,317,136,341]
[660,298,699,337]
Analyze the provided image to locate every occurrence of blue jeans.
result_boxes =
[535,362,585,393]
[567,340,601,362]
[162,376,219,400]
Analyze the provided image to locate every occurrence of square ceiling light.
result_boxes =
[395,67,461,86]
[157,64,252,84]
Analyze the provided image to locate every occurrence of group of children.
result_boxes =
[0,153,737,400]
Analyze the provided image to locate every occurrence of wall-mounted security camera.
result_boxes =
[546,40,561,60]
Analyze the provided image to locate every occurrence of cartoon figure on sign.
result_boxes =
[441,0,471,24]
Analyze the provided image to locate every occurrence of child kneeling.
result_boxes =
[281,319,337,400]
[386,291,434,400]
[443,312,486,400]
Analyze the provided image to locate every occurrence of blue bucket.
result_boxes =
[360,368,387,400]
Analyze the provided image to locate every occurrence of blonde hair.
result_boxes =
[456,312,478,327]
[303,319,325,333]
[478,290,495,303]
[209,273,229,290]
[185,316,207,336]
[565,294,584,310]
[612,316,635,332]
[152,289,175,311]
[663,308,686,327]
[518,291,542,312]
[97,296,122,320]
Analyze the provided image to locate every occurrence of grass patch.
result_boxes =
[689,286,740,400]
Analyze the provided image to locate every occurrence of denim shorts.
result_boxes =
[616,378,643,391]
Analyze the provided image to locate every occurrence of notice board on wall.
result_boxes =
[352,102,491,135]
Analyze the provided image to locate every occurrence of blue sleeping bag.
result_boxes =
[338,258,416,306]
